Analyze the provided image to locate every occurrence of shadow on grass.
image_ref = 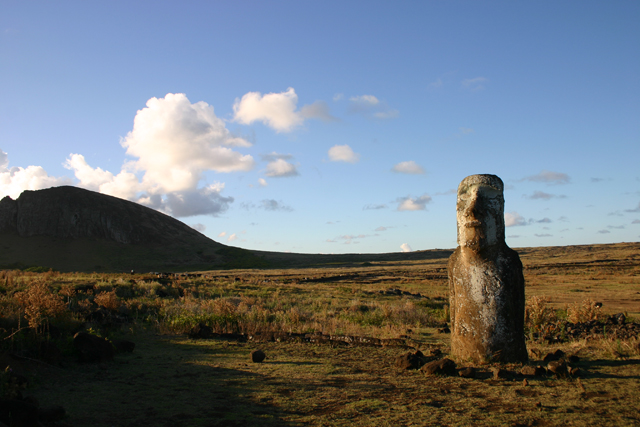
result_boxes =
[33,334,300,427]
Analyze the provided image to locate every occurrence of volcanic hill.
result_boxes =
[0,186,266,272]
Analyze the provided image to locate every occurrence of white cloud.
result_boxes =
[505,212,527,227]
[227,233,238,242]
[400,243,413,252]
[218,231,227,237]
[392,161,425,174]
[120,93,254,193]
[397,194,432,211]
[349,95,379,106]
[328,145,360,163]
[233,87,302,132]
[265,158,299,177]
[333,93,344,101]
[348,94,398,120]
[522,170,571,185]
[258,178,268,187]
[0,149,72,199]
[63,93,251,217]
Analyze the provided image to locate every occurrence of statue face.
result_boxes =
[457,181,504,249]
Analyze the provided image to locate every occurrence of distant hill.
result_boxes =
[0,186,267,272]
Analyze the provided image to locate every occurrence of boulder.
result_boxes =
[421,358,457,376]
[73,331,114,363]
[251,350,266,363]
[395,350,425,370]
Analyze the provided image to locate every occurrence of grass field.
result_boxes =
[1,242,639,426]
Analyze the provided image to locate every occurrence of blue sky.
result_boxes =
[1,1,639,254]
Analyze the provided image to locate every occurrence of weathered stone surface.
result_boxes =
[520,365,547,377]
[251,349,266,363]
[395,350,425,370]
[73,331,114,363]
[421,358,457,376]
[448,174,528,363]
[458,367,476,378]
[547,360,568,377]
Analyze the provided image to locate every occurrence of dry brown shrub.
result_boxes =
[94,289,121,311]
[14,281,67,333]
[525,296,557,335]
[567,298,602,323]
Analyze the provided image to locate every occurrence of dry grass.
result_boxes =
[1,242,639,426]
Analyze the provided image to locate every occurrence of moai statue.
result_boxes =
[448,174,528,363]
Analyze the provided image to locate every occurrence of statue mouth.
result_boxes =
[465,220,482,227]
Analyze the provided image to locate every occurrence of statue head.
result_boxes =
[456,174,505,250]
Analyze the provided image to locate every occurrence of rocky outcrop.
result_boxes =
[0,186,207,245]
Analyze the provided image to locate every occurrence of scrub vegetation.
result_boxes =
[1,242,639,426]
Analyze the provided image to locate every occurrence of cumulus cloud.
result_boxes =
[227,233,238,242]
[258,178,268,187]
[505,212,527,227]
[62,93,253,217]
[392,161,425,175]
[1,149,72,199]
[525,191,567,200]
[233,88,302,132]
[348,94,398,120]
[328,145,359,163]
[218,231,227,238]
[397,195,432,211]
[233,88,333,132]
[265,158,299,177]
[462,77,488,91]
[522,170,570,185]
[400,243,413,252]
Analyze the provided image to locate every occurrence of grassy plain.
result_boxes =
[2,242,640,426]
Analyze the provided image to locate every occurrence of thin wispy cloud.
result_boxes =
[524,191,567,200]
[260,199,293,212]
[348,94,398,120]
[461,77,488,91]
[521,170,571,185]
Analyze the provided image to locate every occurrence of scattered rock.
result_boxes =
[569,367,582,377]
[73,331,114,363]
[458,367,476,378]
[520,365,546,377]
[522,378,528,387]
[491,367,515,380]
[395,350,425,370]
[421,358,456,376]
[547,360,568,377]
[543,349,565,363]
[251,349,266,363]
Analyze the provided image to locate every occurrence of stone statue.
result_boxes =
[448,174,528,363]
